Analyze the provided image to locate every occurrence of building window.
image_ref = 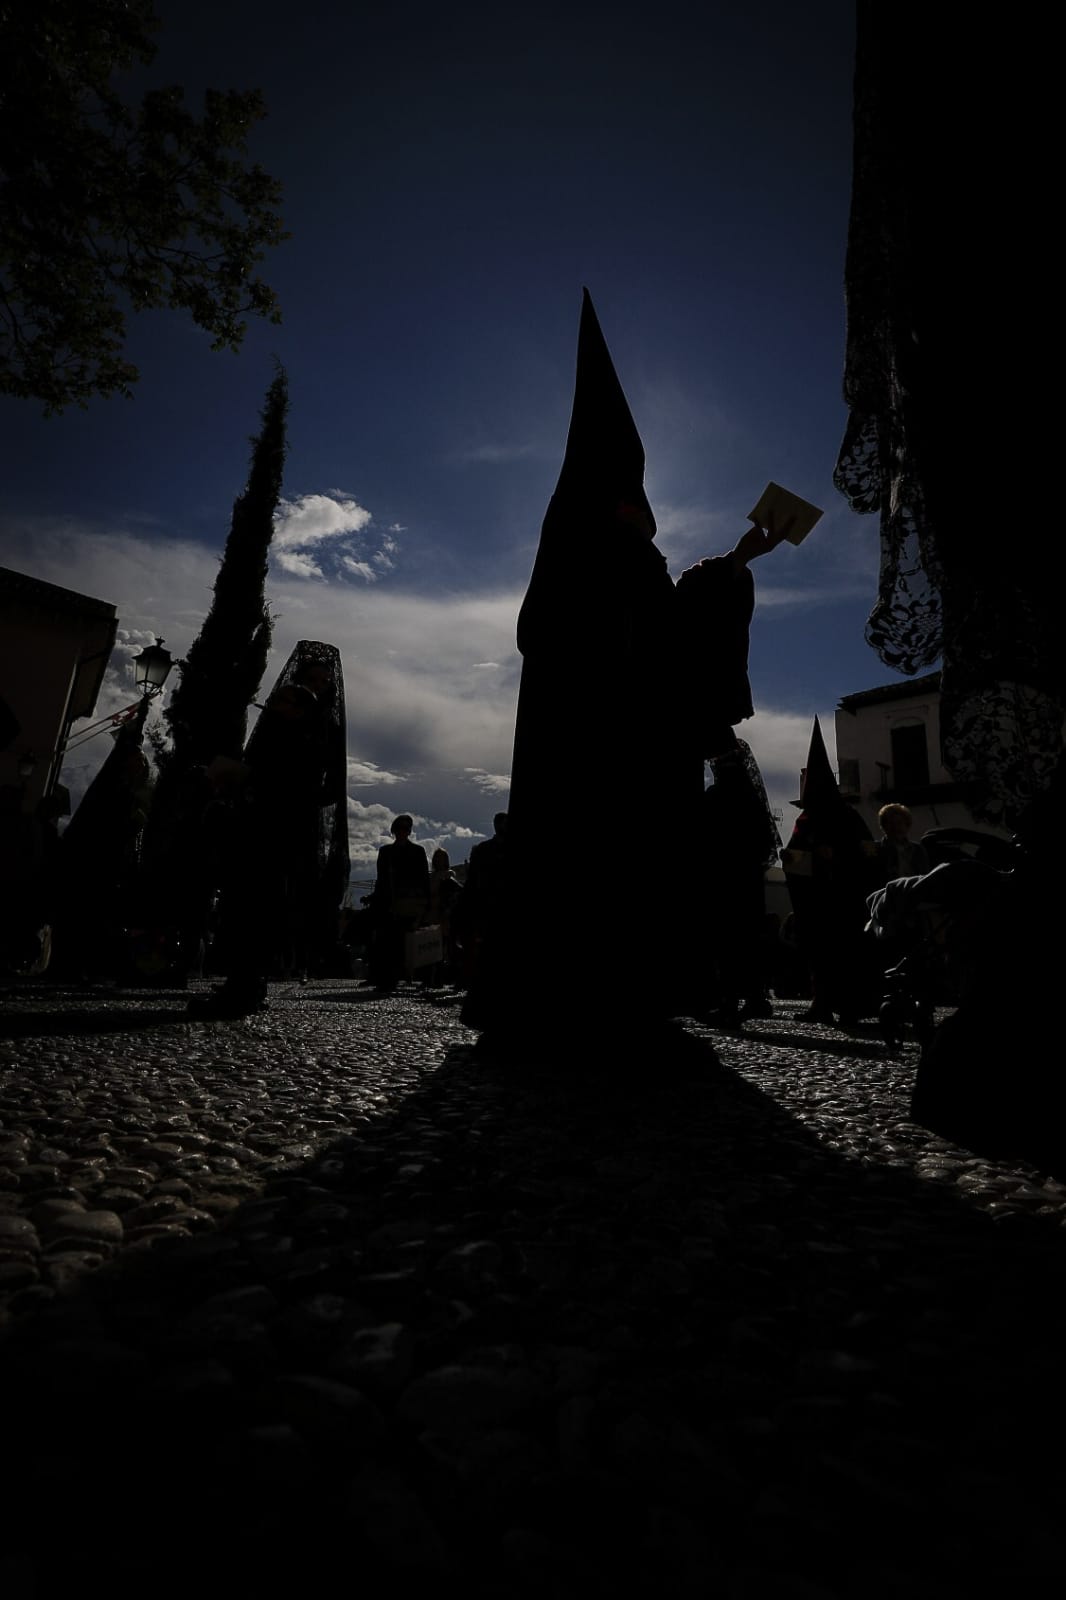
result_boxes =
[890,723,930,789]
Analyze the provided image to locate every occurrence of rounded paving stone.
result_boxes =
[40,1210,124,1248]
[0,1216,40,1250]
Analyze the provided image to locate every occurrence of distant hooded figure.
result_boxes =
[190,640,349,1014]
[464,290,780,1043]
[50,701,153,977]
[782,717,881,1025]
[242,640,349,974]
[247,639,351,961]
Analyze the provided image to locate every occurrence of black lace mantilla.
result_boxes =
[834,4,1064,827]
[709,739,782,871]
[246,640,350,903]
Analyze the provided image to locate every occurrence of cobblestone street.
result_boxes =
[1,980,1064,1597]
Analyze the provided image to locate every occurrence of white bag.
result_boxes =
[404,924,443,975]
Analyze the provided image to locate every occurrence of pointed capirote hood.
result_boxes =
[61,697,150,851]
[550,287,656,535]
[797,716,841,811]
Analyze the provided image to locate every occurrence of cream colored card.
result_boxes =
[748,482,824,545]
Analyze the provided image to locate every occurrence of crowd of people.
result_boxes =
[2,675,955,1036]
[331,782,991,1039]
[343,811,508,995]
[1,273,1060,1169]
[0,290,1029,1042]
[4,2,1060,1177]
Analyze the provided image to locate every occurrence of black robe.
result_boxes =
[214,641,349,983]
[510,507,689,1015]
[783,801,881,1020]
[472,506,759,1034]
[463,291,759,1038]
[50,714,153,975]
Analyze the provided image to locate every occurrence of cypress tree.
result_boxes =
[164,366,288,767]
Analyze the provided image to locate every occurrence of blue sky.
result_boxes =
[0,0,912,870]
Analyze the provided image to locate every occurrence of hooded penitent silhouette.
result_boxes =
[796,716,843,816]
[190,640,350,1014]
[243,639,351,938]
[783,717,879,1024]
[51,700,153,975]
[463,291,725,1043]
[514,289,668,663]
[549,286,656,532]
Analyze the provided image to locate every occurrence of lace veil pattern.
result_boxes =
[247,640,350,904]
[834,4,1063,826]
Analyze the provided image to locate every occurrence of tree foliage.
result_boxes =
[0,0,287,410]
[163,366,288,769]
[143,717,173,778]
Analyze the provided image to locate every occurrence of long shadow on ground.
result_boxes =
[1,1011,1064,1598]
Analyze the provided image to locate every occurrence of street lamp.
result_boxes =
[132,638,174,698]
[57,638,177,761]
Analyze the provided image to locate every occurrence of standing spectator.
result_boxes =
[370,815,430,992]
[428,847,462,977]
[876,803,930,883]
[870,802,933,1022]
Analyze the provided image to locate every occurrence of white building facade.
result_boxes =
[833,671,1011,842]
[0,565,117,815]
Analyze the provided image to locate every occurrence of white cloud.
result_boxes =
[274,492,372,548]
[272,491,397,583]
[372,535,399,572]
[0,515,847,871]
[753,580,873,610]
[464,768,511,796]
[0,516,520,856]
[348,757,405,787]
[341,557,377,583]
[275,548,325,580]
[346,800,396,871]
[454,442,540,465]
